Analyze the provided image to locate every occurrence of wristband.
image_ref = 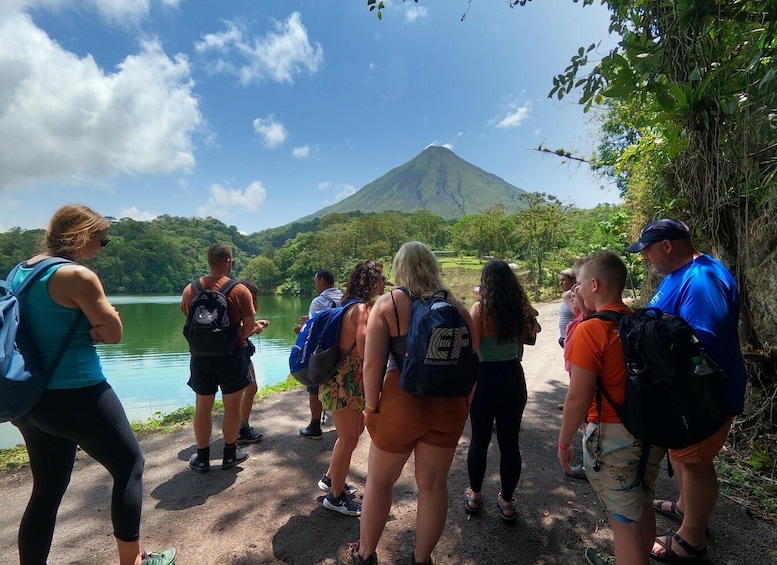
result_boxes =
[558,441,571,450]
[365,405,377,413]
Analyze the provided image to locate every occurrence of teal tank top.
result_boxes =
[13,263,106,389]
[479,336,522,362]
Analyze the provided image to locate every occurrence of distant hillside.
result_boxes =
[302,146,527,221]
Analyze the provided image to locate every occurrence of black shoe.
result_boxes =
[237,425,263,445]
[323,491,361,516]
[188,452,210,473]
[318,474,358,495]
[299,424,323,440]
[222,445,249,470]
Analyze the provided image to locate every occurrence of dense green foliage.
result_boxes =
[0,203,629,299]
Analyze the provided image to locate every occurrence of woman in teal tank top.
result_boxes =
[464,259,536,522]
[11,205,175,565]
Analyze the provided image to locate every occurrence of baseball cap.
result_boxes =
[625,218,691,253]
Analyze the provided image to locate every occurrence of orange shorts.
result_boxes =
[668,418,732,464]
[365,371,470,454]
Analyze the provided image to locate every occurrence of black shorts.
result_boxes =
[188,346,251,396]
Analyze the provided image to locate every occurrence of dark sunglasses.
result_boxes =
[100,238,110,248]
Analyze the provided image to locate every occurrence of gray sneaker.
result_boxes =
[318,474,358,495]
[323,491,361,516]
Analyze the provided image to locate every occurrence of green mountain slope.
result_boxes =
[302,146,527,221]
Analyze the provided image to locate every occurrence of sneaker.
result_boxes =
[318,474,358,495]
[237,425,263,445]
[323,491,361,516]
[222,445,249,470]
[565,465,588,480]
[410,550,434,565]
[141,548,176,565]
[584,548,616,565]
[336,540,377,565]
[188,453,210,473]
[299,424,323,440]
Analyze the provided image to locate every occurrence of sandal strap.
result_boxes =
[671,533,708,559]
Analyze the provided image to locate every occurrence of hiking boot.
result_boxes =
[584,548,615,565]
[140,548,176,565]
[188,453,210,473]
[323,491,361,516]
[318,474,357,495]
[237,425,263,445]
[336,540,377,565]
[222,445,249,470]
[299,423,323,440]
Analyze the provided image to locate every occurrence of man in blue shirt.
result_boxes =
[626,219,748,563]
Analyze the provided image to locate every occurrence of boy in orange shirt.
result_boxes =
[557,250,665,565]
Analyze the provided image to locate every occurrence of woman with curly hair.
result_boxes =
[464,258,536,522]
[319,260,387,516]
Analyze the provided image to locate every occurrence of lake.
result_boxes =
[0,294,308,449]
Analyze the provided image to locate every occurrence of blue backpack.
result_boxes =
[0,258,83,422]
[397,287,478,397]
[289,298,361,386]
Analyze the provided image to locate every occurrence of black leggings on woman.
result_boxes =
[467,359,528,500]
[13,381,145,565]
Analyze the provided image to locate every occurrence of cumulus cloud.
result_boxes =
[15,0,181,24]
[292,145,310,158]
[198,181,267,217]
[318,181,356,203]
[119,206,158,221]
[0,10,201,191]
[404,4,428,23]
[196,12,323,84]
[253,116,288,149]
[494,101,532,129]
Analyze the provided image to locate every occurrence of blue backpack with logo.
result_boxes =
[1,258,83,422]
[397,287,478,397]
[289,298,361,386]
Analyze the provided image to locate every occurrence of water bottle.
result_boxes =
[692,354,714,375]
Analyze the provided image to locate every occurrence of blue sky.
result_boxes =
[0,0,620,234]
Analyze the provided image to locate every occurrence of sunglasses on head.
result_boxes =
[100,238,110,248]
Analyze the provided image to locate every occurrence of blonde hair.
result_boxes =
[575,249,627,293]
[45,204,110,259]
[392,241,449,298]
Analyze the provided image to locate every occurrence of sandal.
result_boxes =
[653,499,684,523]
[497,492,516,522]
[651,533,708,564]
[464,488,481,515]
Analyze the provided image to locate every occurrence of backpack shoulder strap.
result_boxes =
[585,310,624,324]
[13,258,74,297]
[221,279,239,297]
[191,277,204,294]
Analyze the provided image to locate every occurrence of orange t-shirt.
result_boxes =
[567,303,633,423]
[180,276,256,348]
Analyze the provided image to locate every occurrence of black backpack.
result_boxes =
[183,278,239,357]
[396,287,478,397]
[587,308,729,482]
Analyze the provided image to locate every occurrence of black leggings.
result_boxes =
[13,381,145,565]
[467,359,528,500]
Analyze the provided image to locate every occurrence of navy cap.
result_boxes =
[626,218,691,253]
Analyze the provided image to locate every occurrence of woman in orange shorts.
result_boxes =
[336,241,477,565]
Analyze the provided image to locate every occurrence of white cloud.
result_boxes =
[253,116,288,149]
[494,101,532,129]
[119,206,158,221]
[198,181,267,216]
[318,181,356,203]
[196,12,324,85]
[425,141,454,150]
[0,11,201,191]
[15,1,181,23]
[404,5,428,23]
[292,145,310,159]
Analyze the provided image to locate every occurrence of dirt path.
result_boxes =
[1,302,775,564]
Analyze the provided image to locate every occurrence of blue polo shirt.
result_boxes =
[647,254,747,415]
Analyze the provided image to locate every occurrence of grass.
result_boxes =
[0,377,304,473]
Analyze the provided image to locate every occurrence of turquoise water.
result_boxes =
[0,294,306,449]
